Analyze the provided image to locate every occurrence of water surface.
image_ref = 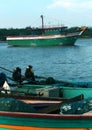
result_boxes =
[0,39,92,82]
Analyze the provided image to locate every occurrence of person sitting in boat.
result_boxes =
[24,65,35,82]
[0,72,7,87]
[12,67,22,84]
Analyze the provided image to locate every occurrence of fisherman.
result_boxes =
[12,67,22,84]
[24,65,35,82]
[0,72,7,87]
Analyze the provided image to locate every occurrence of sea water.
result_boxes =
[0,38,92,82]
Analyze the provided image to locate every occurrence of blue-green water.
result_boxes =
[0,39,92,82]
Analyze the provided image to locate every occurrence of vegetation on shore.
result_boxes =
[0,26,91,41]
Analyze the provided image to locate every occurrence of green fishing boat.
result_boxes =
[8,79,92,99]
[6,15,87,47]
[0,94,91,130]
[3,81,92,99]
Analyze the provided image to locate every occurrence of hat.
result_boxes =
[28,65,32,68]
[16,67,21,70]
[16,67,21,72]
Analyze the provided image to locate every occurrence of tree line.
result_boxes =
[0,27,32,41]
[0,26,91,41]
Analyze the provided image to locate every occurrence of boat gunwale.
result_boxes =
[0,111,92,120]
[6,34,66,40]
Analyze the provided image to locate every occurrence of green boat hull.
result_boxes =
[60,87,92,99]
[15,84,92,99]
[7,36,77,47]
[0,112,92,129]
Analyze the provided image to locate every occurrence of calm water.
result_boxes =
[0,38,92,82]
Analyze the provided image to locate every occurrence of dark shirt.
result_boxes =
[25,68,35,81]
[0,73,7,87]
[12,69,22,84]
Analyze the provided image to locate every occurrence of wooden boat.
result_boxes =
[0,94,92,130]
[0,95,88,130]
[6,15,87,47]
[2,80,92,99]
[8,82,92,99]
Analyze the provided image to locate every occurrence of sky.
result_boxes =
[0,0,92,28]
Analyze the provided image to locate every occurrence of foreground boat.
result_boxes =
[6,15,87,47]
[1,111,92,130]
[0,94,91,130]
[0,94,90,130]
[0,79,92,130]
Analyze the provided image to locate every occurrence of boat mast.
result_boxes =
[41,15,44,29]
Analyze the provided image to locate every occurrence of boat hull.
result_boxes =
[15,83,92,99]
[7,35,78,47]
[60,87,92,99]
[0,112,92,129]
[9,83,92,99]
